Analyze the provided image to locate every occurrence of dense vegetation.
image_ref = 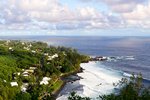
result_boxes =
[0,40,89,100]
[68,74,150,100]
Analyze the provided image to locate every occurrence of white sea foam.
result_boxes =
[123,72,132,77]
[77,62,123,98]
[57,61,124,100]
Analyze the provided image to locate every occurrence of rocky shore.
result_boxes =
[52,67,84,100]
[90,56,108,61]
[90,56,135,62]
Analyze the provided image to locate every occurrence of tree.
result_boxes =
[15,92,31,100]
[68,92,91,100]
[100,74,150,100]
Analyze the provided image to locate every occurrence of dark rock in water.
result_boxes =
[90,56,108,61]
[80,67,84,72]
[62,74,82,82]
[57,81,84,98]
[109,56,116,59]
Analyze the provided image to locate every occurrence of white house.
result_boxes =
[52,54,58,58]
[31,50,36,53]
[17,72,20,75]
[29,44,32,47]
[23,74,29,77]
[47,56,53,60]
[29,67,37,70]
[26,69,34,73]
[22,71,29,77]
[47,54,58,60]
[10,82,18,87]
[44,53,49,56]
[21,83,29,92]
[22,42,25,45]
[40,77,51,85]
[24,47,30,50]
[9,47,12,50]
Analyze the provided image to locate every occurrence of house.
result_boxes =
[52,54,58,58]
[57,66,62,69]
[21,83,29,92]
[26,69,34,73]
[47,54,58,60]
[10,82,18,87]
[9,47,12,50]
[23,74,29,77]
[31,50,36,53]
[29,67,37,70]
[22,71,29,77]
[9,47,14,51]
[44,53,49,56]
[17,72,20,75]
[29,44,32,47]
[22,67,36,77]
[47,56,53,60]
[24,47,30,50]
[47,62,50,64]
[22,68,35,77]
[40,77,51,85]
[22,42,25,45]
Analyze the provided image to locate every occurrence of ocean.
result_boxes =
[1,36,150,99]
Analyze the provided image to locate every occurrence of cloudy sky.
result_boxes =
[0,0,150,36]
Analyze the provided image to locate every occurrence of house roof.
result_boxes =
[10,82,18,87]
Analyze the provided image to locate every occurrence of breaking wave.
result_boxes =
[57,61,150,100]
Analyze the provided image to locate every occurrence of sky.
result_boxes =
[0,0,150,36]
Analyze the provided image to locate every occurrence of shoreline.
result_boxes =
[54,60,150,100]
[56,61,124,99]
[51,67,84,100]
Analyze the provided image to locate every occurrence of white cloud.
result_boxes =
[102,0,146,13]
[122,1,150,28]
[0,0,150,31]
[79,0,147,13]
[78,0,150,28]
[1,0,120,30]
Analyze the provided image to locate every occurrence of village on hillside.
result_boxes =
[0,40,89,100]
